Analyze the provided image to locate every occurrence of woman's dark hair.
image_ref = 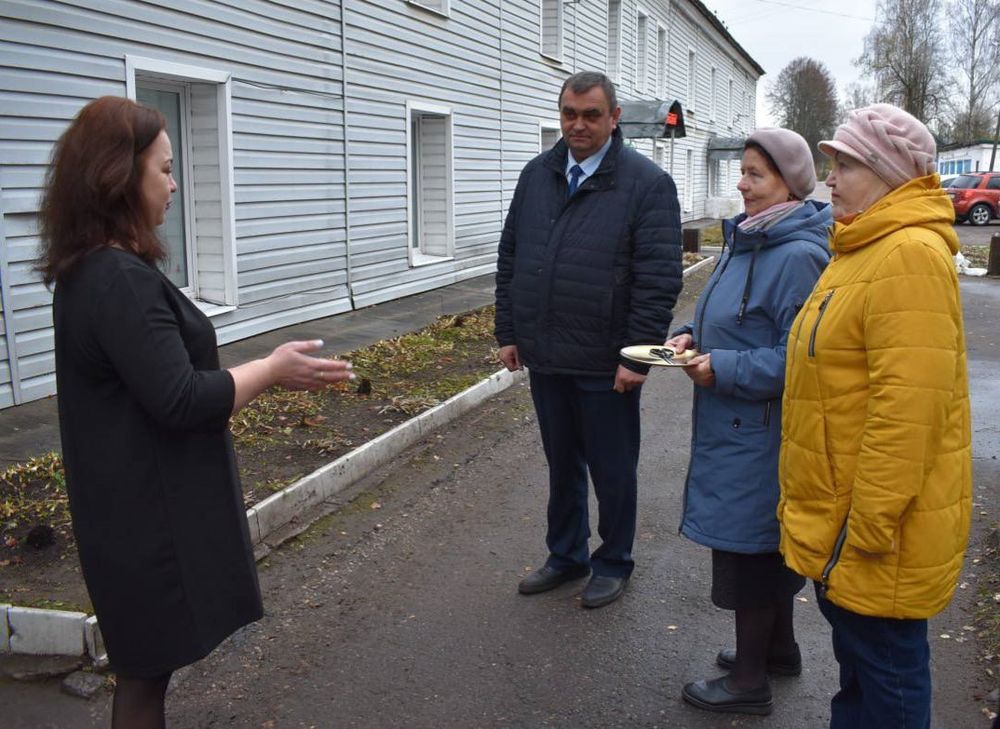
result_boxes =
[743,140,780,176]
[38,96,166,286]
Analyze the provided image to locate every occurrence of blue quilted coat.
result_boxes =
[676,201,831,552]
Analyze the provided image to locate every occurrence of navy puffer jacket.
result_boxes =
[495,129,683,375]
[676,201,831,552]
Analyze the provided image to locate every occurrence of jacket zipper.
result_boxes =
[681,229,734,533]
[695,229,736,345]
[818,517,849,599]
[808,290,835,357]
[763,400,772,426]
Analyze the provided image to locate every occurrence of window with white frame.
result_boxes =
[636,10,649,93]
[539,121,561,151]
[710,159,728,196]
[540,0,563,60]
[407,103,454,263]
[127,55,237,308]
[656,26,667,97]
[728,79,734,127]
[687,50,697,110]
[135,83,189,289]
[654,141,666,169]
[407,0,449,16]
[685,149,694,212]
[607,0,622,81]
[710,67,717,121]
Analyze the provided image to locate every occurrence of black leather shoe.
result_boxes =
[716,644,802,676]
[682,676,773,715]
[518,565,589,595]
[580,575,628,608]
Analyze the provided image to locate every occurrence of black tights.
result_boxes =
[728,597,797,690]
[112,672,172,729]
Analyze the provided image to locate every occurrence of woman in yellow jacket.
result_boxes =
[778,103,971,729]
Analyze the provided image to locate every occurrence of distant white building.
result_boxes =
[937,141,1000,175]
[0,0,762,409]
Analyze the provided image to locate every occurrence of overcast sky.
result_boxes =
[704,0,880,126]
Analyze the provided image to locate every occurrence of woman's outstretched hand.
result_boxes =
[266,340,354,391]
[229,339,355,414]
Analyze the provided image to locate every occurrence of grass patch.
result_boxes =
[962,245,989,268]
[697,225,724,247]
[1,452,70,541]
[0,595,90,613]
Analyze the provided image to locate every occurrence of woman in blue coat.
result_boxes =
[668,129,831,715]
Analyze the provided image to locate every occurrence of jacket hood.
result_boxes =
[831,174,959,256]
[723,199,832,255]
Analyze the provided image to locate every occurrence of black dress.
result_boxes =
[54,248,262,678]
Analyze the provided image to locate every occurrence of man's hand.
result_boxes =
[498,344,521,371]
[614,365,646,393]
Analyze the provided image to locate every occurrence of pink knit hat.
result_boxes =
[818,104,936,189]
[746,128,816,199]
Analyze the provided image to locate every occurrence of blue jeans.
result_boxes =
[815,583,930,729]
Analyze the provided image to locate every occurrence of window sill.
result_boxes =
[407,0,449,18]
[539,52,564,65]
[191,299,237,318]
[411,251,453,267]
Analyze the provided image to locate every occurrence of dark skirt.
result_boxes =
[711,549,805,610]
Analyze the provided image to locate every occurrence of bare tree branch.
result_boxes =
[948,0,1000,143]
[766,57,839,166]
[856,0,949,124]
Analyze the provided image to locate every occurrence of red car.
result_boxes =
[948,172,1000,226]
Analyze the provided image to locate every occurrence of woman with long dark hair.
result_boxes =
[39,96,353,729]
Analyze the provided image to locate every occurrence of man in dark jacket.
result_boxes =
[495,71,683,608]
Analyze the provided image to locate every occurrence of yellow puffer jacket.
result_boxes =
[778,175,972,619]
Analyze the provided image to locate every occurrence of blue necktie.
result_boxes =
[567,164,583,196]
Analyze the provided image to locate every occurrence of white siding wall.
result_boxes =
[343,0,502,307]
[0,0,349,403]
[0,208,15,408]
[0,0,760,409]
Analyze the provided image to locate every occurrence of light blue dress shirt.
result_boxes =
[565,135,614,189]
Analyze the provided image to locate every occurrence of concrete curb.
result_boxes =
[1,257,712,664]
[7,607,87,656]
[683,254,716,277]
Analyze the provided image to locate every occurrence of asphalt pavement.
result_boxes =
[954,220,1000,247]
[5,262,996,729]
